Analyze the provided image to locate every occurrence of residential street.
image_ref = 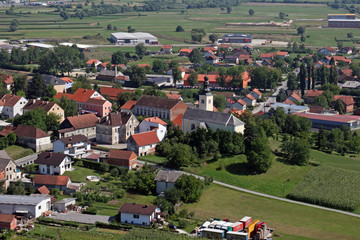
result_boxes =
[252,78,288,114]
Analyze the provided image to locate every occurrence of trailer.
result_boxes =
[226,231,249,240]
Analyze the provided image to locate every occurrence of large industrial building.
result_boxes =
[293,112,360,129]
[110,32,158,45]
[327,14,360,28]
[221,34,252,43]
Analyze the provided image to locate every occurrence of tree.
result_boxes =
[297,26,306,35]
[217,67,227,87]
[169,60,182,84]
[209,34,219,44]
[27,73,46,99]
[329,64,338,85]
[176,25,184,32]
[13,108,60,132]
[249,9,255,16]
[227,66,244,88]
[59,96,78,117]
[191,33,203,42]
[213,94,227,111]
[135,44,146,59]
[152,60,167,74]
[100,163,110,173]
[111,51,128,65]
[300,35,306,42]
[128,65,147,87]
[11,75,27,94]
[279,12,286,19]
[7,182,26,195]
[226,6,232,14]
[188,48,203,64]
[127,25,135,33]
[60,11,68,20]
[281,138,310,165]
[165,187,181,205]
[187,72,198,86]
[168,143,196,169]
[107,24,112,30]
[287,72,297,90]
[6,133,16,146]
[337,41,343,49]
[315,95,328,108]
[347,32,354,38]
[72,75,92,93]
[43,84,57,101]
[334,99,345,114]
[175,175,204,203]
[299,63,306,96]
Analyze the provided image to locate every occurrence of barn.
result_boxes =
[110,32,158,45]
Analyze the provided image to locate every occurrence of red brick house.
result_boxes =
[100,87,134,100]
[303,90,324,104]
[334,95,354,113]
[106,150,137,170]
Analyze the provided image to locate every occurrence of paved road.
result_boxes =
[252,78,288,114]
[49,212,111,224]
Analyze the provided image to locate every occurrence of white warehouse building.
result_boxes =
[110,32,158,45]
[0,195,51,219]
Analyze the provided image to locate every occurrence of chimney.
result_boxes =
[115,65,118,77]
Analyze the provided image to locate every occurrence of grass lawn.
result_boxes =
[63,167,102,183]
[5,145,34,160]
[183,184,360,240]
[92,192,156,216]
[138,155,168,165]
[185,155,313,197]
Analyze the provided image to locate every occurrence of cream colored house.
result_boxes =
[96,112,139,144]
[182,108,245,134]
[23,100,65,122]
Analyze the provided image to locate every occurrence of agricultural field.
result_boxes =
[0,2,359,47]
[287,166,360,211]
[183,184,360,240]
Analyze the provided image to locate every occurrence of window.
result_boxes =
[38,206,41,210]
[191,124,195,130]
[133,214,139,219]
[208,99,211,104]
[201,100,204,104]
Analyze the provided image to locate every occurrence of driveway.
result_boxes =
[97,143,127,150]
[49,212,111,224]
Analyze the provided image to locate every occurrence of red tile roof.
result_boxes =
[245,94,256,101]
[293,112,360,123]
[1,74,14,85]
[54,92,72,99]
[324,47,336,53]
[119,202,157,215]
[65,114,98,130]
[305,90,323,98]
[108,149,137,160]
[0,126,15,137]
[166,94,181,100]
[237,99,247,105]
[144,117,168,126]
[120,100,137,110]
[276,51,288,56]
[100,87,134,100]
[260,53,274,58]
[289,91,301,102]
[309,105,325,113]
[0,94,24,107]
[0,214,15,224]
[33,175,70,186]
[86,59,100,65]
[283,99,295,105]
[334,95,354,105]
[252,88,262,96]
[13,125,49,138]
[340,68,353,77]
[162,45,172,49]
[179,48,193,54]
[71,88,97,103]
[137,63,151,68]
[61,77,73,83]
[130,131,160,147]
[172,113,183,127]
[38,185,50,194]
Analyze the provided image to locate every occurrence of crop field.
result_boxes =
[0,3,359,47]
[287,166,360,211]
[184,184,360,240]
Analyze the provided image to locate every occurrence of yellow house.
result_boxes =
[23,100,65,122]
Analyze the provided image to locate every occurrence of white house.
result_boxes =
[139,117,167,141]
[318,47,336,56]
[0,94,28,119]
[127,131,160,156]
[53,198,76,212]
[154,170,183,195]
[53,135,91,158]
[35,152,72,175]
[0,195,51,219]
[242,94,256,106]
[119,203,160,226]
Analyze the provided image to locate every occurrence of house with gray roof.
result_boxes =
[154,170,183,194]
[42,75,67,93]
[182,108,245,134]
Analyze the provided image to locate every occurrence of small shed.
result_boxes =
[53,198,76,212]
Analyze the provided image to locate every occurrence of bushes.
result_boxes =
[37,217,79,228]
[287,166,360,211]
[73,158,127,175]
[95,221,133,230]
[83,206,97,215]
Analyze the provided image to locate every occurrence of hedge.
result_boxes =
[37,217,79,228]
[95,221,133,230]
[73,158,127,175]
